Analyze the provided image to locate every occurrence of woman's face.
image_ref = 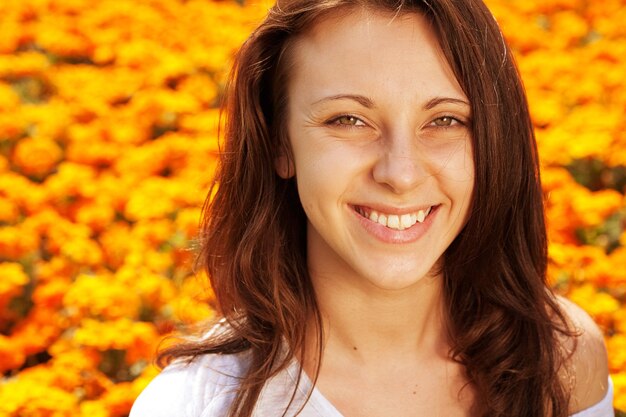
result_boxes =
[280,8,474,291]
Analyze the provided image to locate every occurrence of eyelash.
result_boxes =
[430,115,465,128]
[326,115,367,128]
[326,114,466,129]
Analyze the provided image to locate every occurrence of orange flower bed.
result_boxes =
[0,0,624,415]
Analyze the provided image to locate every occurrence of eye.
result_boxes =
[430,116,462,127]
[328,115,366,127]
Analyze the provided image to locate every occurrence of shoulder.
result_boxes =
[129,351,249,417]
[555,295,611,415]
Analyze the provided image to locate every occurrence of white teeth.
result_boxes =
[387,215,400,229]
[400,214,413,229]
[360,206,433,230]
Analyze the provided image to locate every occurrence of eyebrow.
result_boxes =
[312,94,375,108]
[312,94,469,110]
[423,97,470,110]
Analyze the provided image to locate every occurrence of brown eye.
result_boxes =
[432,116,456,127]
[333,115,365,126]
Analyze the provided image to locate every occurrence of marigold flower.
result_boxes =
[568,284,620,330]
[0,225,39,260]
[79,400,111,417]
[613,372,626,411]
[0,81,21,110]
[12,136,63,177]
[63,273,142,320]
[0,52,49,79]
[73,318,159,363]
[11,306,66,356]
[0,262,29,309]
[0,0,624,412]
[0,381,78,416]
[0,334,26,373]
[32,278,72,310]
[607,334,626,373]
[0,195,20,223]
[71,198,116,233]
[115,266,176,311]
[100,382,137,417]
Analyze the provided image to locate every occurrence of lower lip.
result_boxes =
[351,205,439,244]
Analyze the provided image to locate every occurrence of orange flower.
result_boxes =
[12,136,63,177]
[0,334,26,373]
[0,195,20,223]
[11,306,66,356]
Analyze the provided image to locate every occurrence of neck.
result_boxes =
[306,268,449,368]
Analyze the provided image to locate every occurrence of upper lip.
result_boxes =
[351,203,437,215]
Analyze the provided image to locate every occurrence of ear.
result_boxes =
[275,153,295,179]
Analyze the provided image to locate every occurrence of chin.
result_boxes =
[360,266,441,291]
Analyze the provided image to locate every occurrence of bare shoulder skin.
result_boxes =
[556,295,610,414]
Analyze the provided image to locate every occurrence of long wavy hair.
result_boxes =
[157,1,576,416]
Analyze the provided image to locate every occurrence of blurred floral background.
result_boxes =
[0,0,624,415]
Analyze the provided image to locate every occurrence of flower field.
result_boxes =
[0,0,624,415]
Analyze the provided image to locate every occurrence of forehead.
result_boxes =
[285,7,465,105]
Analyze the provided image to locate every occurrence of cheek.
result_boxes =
[424,138,473,174]
[291,142,367,214]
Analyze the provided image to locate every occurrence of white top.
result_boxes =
[130,352,615,417]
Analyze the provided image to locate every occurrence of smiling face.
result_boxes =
[280,8,475,291]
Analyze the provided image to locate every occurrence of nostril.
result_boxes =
[371,152,429,193]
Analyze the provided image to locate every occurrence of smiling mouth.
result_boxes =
[354,206,435,231]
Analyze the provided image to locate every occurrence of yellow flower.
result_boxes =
[71,198,116,233]
[567,284,620,330]
[0,262,29,309]
[175,207,202,240]
[0,81,21,110]
[79,401,111,417]
[607,334,626,373]
[549,11,589,48]
[100,382,137,417]
[0,379,78,417]
[63,273,141,320]
[613,372,626,411]
[73,318,159,363]
[0,225,39,260]
[123,178,178,221]
[0,52,49,79]
[114,266,176,311]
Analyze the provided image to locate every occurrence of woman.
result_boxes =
[130,0,613,416]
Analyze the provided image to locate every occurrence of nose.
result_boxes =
[372,133,429,194]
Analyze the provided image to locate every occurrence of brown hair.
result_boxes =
[158,1,575,416]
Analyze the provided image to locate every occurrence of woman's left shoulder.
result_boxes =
[555,295,612,415]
